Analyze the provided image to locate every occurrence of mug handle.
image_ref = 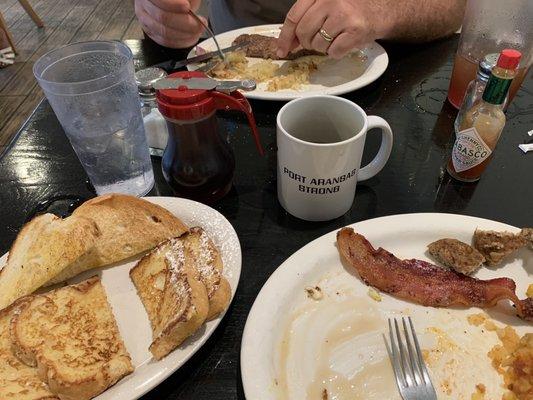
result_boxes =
[357,115,393,181]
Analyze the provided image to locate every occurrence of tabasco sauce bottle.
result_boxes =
[447,49,522,182]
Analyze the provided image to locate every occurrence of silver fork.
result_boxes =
[188,10,225,74]
[188,10,225,62]
[385,317,438,400]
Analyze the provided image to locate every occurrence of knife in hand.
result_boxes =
[151,42,248,72]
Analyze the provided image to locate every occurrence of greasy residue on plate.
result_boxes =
[276,295,397,400]
[273,271,517,400]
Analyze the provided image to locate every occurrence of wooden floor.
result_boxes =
[0,0,144,153]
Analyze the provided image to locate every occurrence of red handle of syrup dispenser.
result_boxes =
[211,91,265,156]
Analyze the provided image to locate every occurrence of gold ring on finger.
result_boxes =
[319,28,334,42]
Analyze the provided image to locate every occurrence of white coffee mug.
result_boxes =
[277,95,393,221]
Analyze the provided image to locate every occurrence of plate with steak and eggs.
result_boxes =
[241,213,532,400]
[187,24,389,101]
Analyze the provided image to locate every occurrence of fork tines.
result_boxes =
[385,317,437,400]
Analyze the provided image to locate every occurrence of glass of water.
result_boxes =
[33,41,154,196]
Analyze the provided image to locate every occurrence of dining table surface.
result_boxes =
[0,34,531,399]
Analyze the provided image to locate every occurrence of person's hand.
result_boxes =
[277,0,388,59]
[135,0,206,48]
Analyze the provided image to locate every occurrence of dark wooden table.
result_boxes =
[0,36,531,399]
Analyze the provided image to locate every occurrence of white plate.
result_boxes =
[188,24,388,101]
[0,197,242,400]
[241,213,531,400]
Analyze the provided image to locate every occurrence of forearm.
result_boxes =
[376,0,466,42]
[277,0,466,58]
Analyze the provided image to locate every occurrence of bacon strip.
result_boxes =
[337,228,532,321]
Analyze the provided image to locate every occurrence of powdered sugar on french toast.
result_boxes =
[165,239,190,298]
[197,230,219,287]
[174,207,239,282]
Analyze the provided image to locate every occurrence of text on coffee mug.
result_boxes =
[283,167,358,194]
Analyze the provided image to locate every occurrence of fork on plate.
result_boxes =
[188,9,225,74]
[385,317,438,400]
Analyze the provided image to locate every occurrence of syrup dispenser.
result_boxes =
[155,71,263,203]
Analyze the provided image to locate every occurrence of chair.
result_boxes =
[0,0,44,54]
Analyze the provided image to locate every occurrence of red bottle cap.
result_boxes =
[496,49,521,70]
[156,71,216,120]
[155,71,265,155]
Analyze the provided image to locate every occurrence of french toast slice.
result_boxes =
[0,300,58,400]
[182,227,231,320]
[46,194,188,285]
[0,213,100,310]
[10,277,133,400]
[130,237,209,360]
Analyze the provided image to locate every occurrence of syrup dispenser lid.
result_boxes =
[156,71,218,120]
[155,71,265,155]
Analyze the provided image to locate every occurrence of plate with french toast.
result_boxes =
[0,194,241,400]
[241,213,532,400]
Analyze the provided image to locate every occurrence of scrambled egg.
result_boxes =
[209,51,278,81]
[467,313,488,326]
[305,286,324,301]
[490,331,533,400]
[209,51,325,91]
[468,313,533,400]
[266,57,324,91]
[367,287,382,302]
[471,383,486,399]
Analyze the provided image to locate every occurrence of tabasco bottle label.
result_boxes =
[451,127,492,173]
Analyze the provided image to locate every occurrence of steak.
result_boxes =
[233,34,323,60]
